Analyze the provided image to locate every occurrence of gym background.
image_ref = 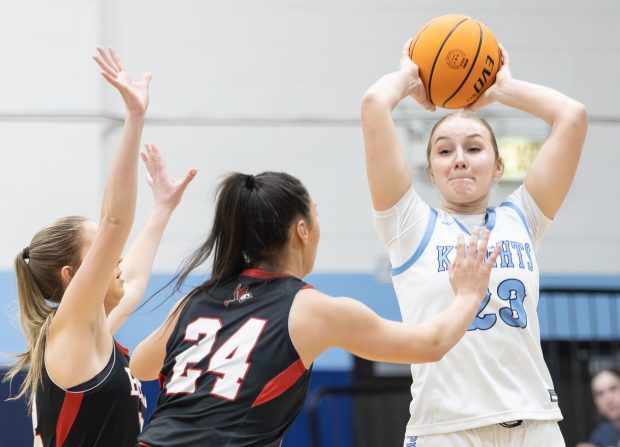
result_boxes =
[1,1,618,445]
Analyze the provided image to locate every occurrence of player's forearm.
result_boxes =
[362,71,410,113]
[106,207,172,334]
[115,207,171,298]
[418,294,480,359]
[100,113,144,231]
[495,79,587,129]
[361,73,413,211]
[122,206,172,284]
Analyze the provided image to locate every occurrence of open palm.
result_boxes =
[93,47,152,114]
[141,143,197,211]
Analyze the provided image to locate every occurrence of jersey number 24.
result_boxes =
[166,317,267,399]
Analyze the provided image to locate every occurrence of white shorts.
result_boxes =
[403,420,565,447]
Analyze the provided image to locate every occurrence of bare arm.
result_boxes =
[361,39,435,211]
[45,49,151,388]
[53,49,151,332]
[468,45,588,218]
[290,228,500,366]
[130,297,186,380]
[107,144,197,334]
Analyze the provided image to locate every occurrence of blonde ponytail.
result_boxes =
[4,216,86,408]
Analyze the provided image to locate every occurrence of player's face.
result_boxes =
[428,117,502,213]
[592,372,620,422]
[78,221,126,315]
[303,202,321,276]
[104,257,125,314]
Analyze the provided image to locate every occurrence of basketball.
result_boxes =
[409,14,501,109]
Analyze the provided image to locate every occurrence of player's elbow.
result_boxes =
[571,101,588,133]
[100,213,134,235]
[129,353,155,381]
[425,326,459,362]
[128,356,144,380]
[361,90,378,109]
[406,334,449,364]
[361,91,390,122]
[558,100,588,136]
[409,348,445,364]
[425,340,449,363]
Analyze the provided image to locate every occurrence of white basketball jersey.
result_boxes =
[374,185,562,436]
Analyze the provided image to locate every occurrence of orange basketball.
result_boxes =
[409,14,501,109]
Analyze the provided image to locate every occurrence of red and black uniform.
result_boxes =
[138,269,313,447]
[35,341,146,447]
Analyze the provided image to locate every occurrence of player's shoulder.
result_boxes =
[292,287,332,313]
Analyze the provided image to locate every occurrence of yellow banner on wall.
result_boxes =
[497,137,542,182]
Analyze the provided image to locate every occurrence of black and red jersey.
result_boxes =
[35,340,146,447]
[137,269,313,447]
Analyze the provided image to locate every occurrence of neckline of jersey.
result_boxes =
[240,269,292,279]
[448,208,497,236]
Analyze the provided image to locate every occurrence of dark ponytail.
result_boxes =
[166,171,311,307]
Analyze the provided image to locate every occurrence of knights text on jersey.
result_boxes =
[384,187,562,436]
[137,269,312,447]
[35,341,146,447]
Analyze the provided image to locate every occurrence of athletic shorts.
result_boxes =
[403,420,565,447]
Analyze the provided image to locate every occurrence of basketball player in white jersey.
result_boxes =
[361,41,587,447]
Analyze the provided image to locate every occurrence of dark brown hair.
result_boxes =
[162,172,311,316]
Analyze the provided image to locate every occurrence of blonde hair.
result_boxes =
[4,216,86,408]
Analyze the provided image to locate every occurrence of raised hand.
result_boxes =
[449,228,500,302]
[93,47,152,115]
[466,43,512,112]
[399,38,436,112]
[141,143,197,212]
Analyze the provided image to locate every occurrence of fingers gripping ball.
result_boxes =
[409,14,501,109]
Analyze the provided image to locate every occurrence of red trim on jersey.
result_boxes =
[137,442,151,447]
[158,373,166,389]
[56,391,84,447]
[301,284,314,289]
[114,340,129,356]
[251,359,306,408]
[241,269,290,279]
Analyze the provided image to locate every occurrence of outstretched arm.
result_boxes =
[290,228,500,367]
[54,48,151,331]
[107,144,197,334]
[45,48,152,387]
[361,38,435,211]
[468,45,588,218]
